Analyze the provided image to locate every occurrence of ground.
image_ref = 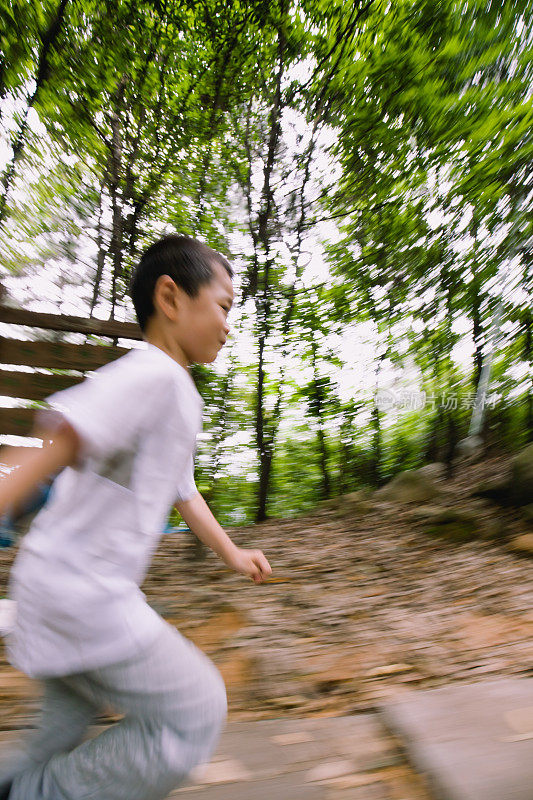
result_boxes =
[0,453,531,732]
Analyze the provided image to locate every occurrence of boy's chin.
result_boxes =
[196,350,219,364]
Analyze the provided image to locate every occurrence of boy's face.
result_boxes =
[175,261,234,365]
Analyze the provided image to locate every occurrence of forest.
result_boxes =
[0,0,532,524]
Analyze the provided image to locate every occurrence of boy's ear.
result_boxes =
[154,275,181,321]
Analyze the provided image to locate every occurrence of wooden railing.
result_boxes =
[0,307,142,438]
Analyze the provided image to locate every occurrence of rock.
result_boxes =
[321,491,373,518]
[521,504,533,525]
[480,516,506,541]
[305,658,357,692]
[418,463,446,481]
[408,505,444,522]
[376,469,440,504]
[409,502,501,539]
[423,508,480,543]
[473,444,533,508]
[371,500,397,514]
[343,489,371,503]
[473,476,513,505]
[510,443,533,506]
[318,497,340,511]
[508,534,533,557]
[456,435,484,457]
[466,499,506,540]
[341,492,373,518]
[367,663,414,678]
[270,694,309,708]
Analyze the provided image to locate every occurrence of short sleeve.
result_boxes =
[174,452,198,503]
[167,379,201,504]
[36,356,164,464]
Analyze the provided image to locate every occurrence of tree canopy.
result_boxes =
[1,0,531,523]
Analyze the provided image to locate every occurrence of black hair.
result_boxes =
[130,234,233,331]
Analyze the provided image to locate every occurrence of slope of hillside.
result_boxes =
[0,454,531,730]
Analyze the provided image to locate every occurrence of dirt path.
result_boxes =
[0,455,531,730]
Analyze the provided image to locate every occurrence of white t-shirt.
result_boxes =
[8,344,202,678]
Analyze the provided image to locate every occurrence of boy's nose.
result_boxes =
[223,321,230,335]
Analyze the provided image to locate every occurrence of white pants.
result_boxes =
[3,622,227,800]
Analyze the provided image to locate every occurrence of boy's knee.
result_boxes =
[168,658,227,731]
[192,650,227,725]
[162,678,227,785]
[209,670,227,728]
[191,666,227,734]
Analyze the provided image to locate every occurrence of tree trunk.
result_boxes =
[317,425,331,499]
[370,402,382,487]
[90,180,107,316]
[471,273,483,393]
[255,322,271,522]
[253,17,286,523]
[524,305,533,442]
[193,57,228,232]
[444,411,458,478]
[257,447,273,523]
[339,406,357,494]
[467,283,508,440]
[108,78,127,319]
[311,341,331,499]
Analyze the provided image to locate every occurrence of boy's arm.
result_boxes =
[0,423,80,519]
[175,492,272,584]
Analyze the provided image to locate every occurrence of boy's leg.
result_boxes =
[0,677,96,791]
[21,678,98,770]
[9,622,227,800]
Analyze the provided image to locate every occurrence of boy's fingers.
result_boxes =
[253,554,272,577]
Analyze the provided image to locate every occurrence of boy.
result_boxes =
[0,235,272,800]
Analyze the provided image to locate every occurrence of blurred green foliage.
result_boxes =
[0,0,531,525]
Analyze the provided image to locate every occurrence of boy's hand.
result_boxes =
[175,493,272,583]
[0,423,79,520]
[224,546,272,584]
